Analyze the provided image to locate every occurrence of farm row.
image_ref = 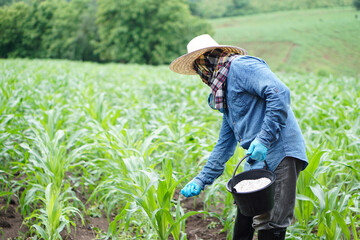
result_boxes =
[0,59,359,239]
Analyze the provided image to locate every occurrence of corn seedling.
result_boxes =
[26,183,83,240]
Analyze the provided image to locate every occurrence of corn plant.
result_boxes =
[1,59,359,239]
[285,73,360,238]
[93,156,206,239]
[15,101,88,237]
[293,144,325,234]
[0,76,27,205]
[26,183,83,240]
[0,170,13,204]
[85,119,209,239]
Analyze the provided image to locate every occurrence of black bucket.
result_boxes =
[226,155,276,216]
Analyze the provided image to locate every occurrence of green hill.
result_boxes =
[210,8,360,77]
[188,0,352,18]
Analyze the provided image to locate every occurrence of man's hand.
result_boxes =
[181,181,201,198]
[247,139,268,161]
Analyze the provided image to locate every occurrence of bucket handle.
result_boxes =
[230,154,270,192]
[231,154,250,192]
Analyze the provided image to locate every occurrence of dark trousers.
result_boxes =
[232,157,302,239]
[232,207,255,240]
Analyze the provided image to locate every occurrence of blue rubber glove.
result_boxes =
[247,139,268,161]
[181,180,201,198]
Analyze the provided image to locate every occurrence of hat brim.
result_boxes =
[169,45,247,75]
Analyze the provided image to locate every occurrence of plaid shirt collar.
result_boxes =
[194,49,239,113]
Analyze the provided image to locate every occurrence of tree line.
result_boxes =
[0,0,212,64]
[188,0,354,18]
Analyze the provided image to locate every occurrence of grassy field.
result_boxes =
[210,7,360,77]
[0,58,359,239]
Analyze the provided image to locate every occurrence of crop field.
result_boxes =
[0,59,359,239]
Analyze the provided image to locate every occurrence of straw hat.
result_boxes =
[169,34,247,75]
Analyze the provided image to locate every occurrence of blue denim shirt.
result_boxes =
[194,56,308,190]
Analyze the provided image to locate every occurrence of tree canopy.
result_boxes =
[0,0,213,64]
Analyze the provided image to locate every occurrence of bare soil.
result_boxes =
[178,193,227,240]
[0,191,228,240]
[0,196,28,239]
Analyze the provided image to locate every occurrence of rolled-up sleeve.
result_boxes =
[194,116,237,189]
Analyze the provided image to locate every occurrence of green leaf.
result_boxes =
[165,210,210,239]
[332,210,350,240]
[306,142,325,174]
[296,194,315,205]
[310,184,325,210]
[19,142,30,150]
[0,192,12,197]
[32,224,48,240]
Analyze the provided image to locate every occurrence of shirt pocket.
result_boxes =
[228,91,252,117]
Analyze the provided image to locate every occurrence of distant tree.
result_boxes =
[188,0,353,18]
[0,1,56,58]
[42,0,99,61]
[0,2,30,58]
[354,0,360,10]
[188,0,201,16]
[0,0,12,6]
[23,0,57,58]
[95,0,213,64]
[233,0,249,9]
[228,0,252,16]
[0,0,211,63]
[188,0,234,18]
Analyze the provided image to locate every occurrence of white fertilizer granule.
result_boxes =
[234,177,271,193]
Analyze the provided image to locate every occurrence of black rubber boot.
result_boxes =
[258,228,286,240]
[232,207,255,240]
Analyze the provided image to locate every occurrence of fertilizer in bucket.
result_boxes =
[226,154,276,216]
[234,177,271,193]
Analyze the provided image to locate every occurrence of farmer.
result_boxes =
[169,34,308,240]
